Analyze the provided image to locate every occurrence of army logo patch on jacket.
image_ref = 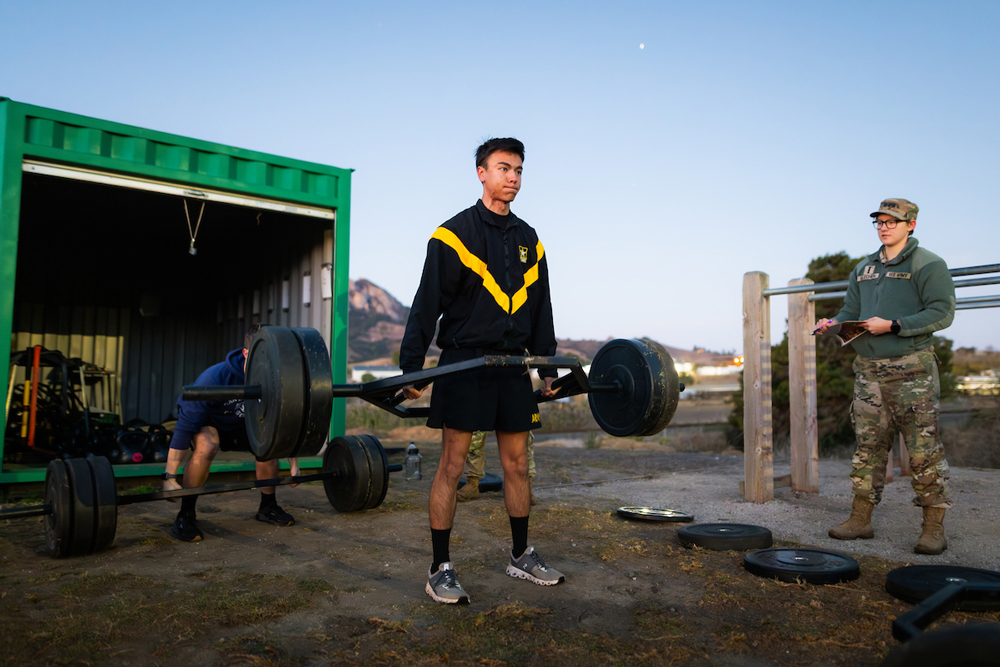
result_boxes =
[519,246,528,263]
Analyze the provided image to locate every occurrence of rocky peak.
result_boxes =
[349,279,408,323]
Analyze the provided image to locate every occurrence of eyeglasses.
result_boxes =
[872,219,901,230]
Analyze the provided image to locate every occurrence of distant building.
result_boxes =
[955,370,1000,395]
[350,365,402,383]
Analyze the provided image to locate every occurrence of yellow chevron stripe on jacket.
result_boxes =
[430,229,545,316]
[431,227,510,313]
[511,241,545,314]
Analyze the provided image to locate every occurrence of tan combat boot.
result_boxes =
[914,507,947,555]
[828,496,875,540]
[456,477,480,502]
[529,477,538,506]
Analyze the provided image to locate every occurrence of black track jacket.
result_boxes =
[399,200,557,376]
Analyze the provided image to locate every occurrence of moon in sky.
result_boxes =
[640,43,644,49]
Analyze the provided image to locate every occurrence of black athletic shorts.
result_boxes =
[207,416,251,452]
[426,347,541,432]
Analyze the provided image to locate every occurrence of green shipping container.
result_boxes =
[0,98,353,485]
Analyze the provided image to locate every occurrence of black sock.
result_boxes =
[430,528,452,573]
[260,492,276,509]
[180,495,197,517]
[510,515,529,559]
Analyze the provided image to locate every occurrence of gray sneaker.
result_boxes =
[425,562,470,604]
[506,547,565,586]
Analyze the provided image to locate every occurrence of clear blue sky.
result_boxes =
[2,1,998,352]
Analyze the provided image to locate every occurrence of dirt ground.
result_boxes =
[2,429,999,666]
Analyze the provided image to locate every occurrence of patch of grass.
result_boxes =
[216,633,300,667]
[297,577,334,594]
[194,573,313,626]
[136,533,173,548]
[584,431,602,449]
[633,606,689,639]
[346,405,425,432]
[372,498,425,513]
[2,570,329,666]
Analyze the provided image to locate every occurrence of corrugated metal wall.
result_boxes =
[11,229,333,425]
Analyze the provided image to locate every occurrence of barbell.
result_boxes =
[182,327,684,461]
[0,435,396,558]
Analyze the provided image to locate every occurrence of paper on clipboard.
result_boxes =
[814,320,868,346]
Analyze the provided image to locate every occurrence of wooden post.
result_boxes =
[742,272,773,503]
[787,278,819,493]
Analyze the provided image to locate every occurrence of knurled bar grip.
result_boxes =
[181,355,597,404]
[181,385,263,401]
[0,504,52,520]
[2,464,404,515]
[117,463,403,505]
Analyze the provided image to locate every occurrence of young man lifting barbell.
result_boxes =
[399,137,564,605]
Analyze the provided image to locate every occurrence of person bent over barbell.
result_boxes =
[164,323,300,542]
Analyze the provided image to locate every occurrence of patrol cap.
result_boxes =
[870,198,918,221]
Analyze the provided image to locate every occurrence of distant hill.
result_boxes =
[347,278,733,366]
[346,279,411,362]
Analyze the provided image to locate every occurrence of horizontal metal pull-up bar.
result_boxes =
[741,261,999,504]
[762,263,1000,297]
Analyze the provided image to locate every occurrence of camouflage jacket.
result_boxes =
[834,237,955,359]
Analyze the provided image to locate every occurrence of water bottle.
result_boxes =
[405,442,422,481]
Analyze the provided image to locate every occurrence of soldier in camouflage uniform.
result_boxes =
[457,431,537,504]
[815,198,955,555]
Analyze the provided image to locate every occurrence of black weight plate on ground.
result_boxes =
[323,436,372,513]
[63,458,96,556]
[289,328,333,458]
[359,434,389,510]
[743,548,860,584]
[617,507,694,523]
[879,624,1000,667]
[886,565,1000,611]
[44,460,72,558]
[87,455,117,553]
[245,326,307,460]
[458,471,504,492]
[588,338,680,437]
[677,523,773,550]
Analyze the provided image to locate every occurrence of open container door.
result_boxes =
[0,98,352,486]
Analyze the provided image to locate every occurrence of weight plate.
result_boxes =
[64,458,97,557]
[87,455,118,553]
[617,507,694,523]
[289,328,333,458]
[245,326,307,460]
[458,471,504,492]
[743,548,860,585]
[323,436,373,513]
[44,460,72,558]
[677,523,773,550]
[886,565,1000,611]
[359,434,389,510]
[588,338,680,437]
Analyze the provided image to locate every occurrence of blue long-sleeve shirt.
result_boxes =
[170,348,246,450]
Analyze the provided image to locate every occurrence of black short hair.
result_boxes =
[244,323,263,348]
[475,138,524,169]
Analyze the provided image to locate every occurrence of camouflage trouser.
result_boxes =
[849,349,952,508]
[467,431,536,478]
